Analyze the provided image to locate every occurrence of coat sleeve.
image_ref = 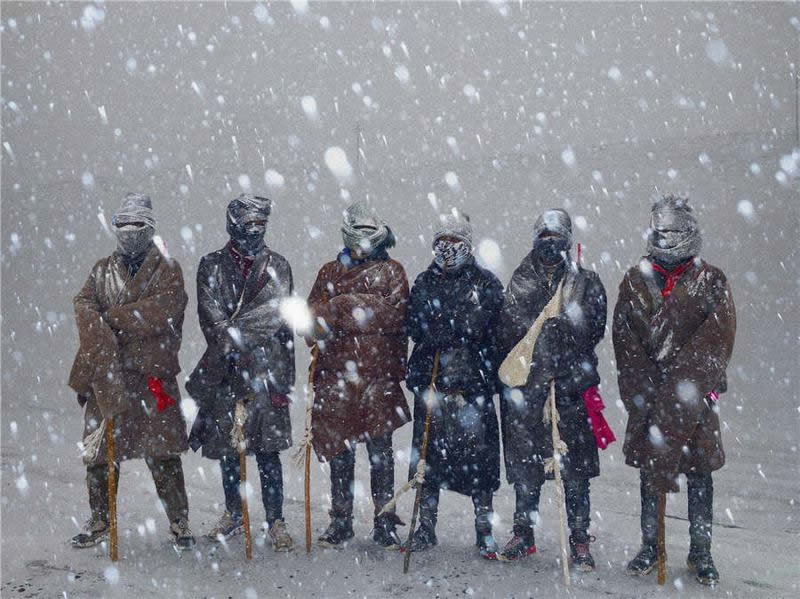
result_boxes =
[196,255,231,346]
[405,272,430,344]
[105,262,188,338]
[612,271,662,414]
[265,261,296,395]
[69,262,119,394]
[324,262,409,335]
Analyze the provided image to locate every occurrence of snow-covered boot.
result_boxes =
[569,531,596,572]
[318,512,354,548]
[402,486,438,553]
[687,547,719,586]
[169,517,196,550]
[474,500,498,560]
[268,519,295,553]
[499,525,537,562]
[70,514,109,548]
[373,512,404,550]
[205,511,243,542]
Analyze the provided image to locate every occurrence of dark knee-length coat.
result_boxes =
[69,244,189,464]
[186,243,294,459]
[612,258,735,492]
[499,255,607,484]
[406,257,503,496]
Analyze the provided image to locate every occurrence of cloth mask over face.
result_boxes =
[111,192,156,261]
[226,194,271,256]
[433,238,472,271]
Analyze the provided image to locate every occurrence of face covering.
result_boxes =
[228,220,266,255]
[114,223,154,260]
[534,236,570,264]
[433,238,471,271]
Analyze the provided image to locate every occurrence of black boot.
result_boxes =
[403,485,438,553]
[318,511,354,548]
[320,449,356,548]
[472,491,498,560]
[687,473,718,586]
[626,471,659,576]
[569,530,596,572]
[373,512,404,550]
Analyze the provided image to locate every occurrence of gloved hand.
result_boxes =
[271,393,291,409]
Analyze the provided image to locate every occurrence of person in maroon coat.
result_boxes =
[306,202,411,548]
[613,196,736,586]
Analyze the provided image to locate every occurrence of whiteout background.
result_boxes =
[1,2,798,598]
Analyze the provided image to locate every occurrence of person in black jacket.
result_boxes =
[405,209,504,560]
[498,209,608,570]
[186,194,295,552]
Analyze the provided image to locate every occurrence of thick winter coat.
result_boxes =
[69,244,189,463]
[499,255,607,483]
[406,258,503,495]
[306,250,411,462]
[612,258,736,490]
[186,244,294,459]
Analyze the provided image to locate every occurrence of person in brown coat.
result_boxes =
[613,195,736,586]
[68,193,194,550]
[306,202,411,548]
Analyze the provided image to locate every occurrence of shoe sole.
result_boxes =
[573,563,596,572]
[687,560,718,586]
[70,534,109,549]
[498,546,537,563]
[317,538,353,549]
[626,563,655,576]
[481,551,499,561]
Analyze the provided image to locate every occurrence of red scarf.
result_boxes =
[581,386,616,450]
[650,259,694,298]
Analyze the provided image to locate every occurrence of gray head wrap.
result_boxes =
[647,195,702,266]
[112,193,155,259]
[341,202,395,254]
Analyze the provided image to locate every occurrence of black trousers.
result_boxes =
[639,470,714,550]
[513,478,591,540]
[329,433,395,521]
[87,456,188,524]
[418,483,494,536]
[220,451,284,525]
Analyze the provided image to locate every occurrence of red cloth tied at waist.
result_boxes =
[148,376,176,413]
[581,386,616,450]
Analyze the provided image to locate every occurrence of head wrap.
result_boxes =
[341,202,395,255]
[112,193,155,260]
[646,195,702,266]
[432,208,473,272]
[227,194,271,255]
[532,208,572,265]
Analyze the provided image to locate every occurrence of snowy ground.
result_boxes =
[2,2,799,596]
[2,130,798,598]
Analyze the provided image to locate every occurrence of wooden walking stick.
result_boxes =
[232,401,252,560]
[403,352,440,574]
[106,418,118,562]
[657,492,667,585]
[546,380,570,587]
[303,346,320,554]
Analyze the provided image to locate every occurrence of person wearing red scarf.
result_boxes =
[613,195,736,586]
